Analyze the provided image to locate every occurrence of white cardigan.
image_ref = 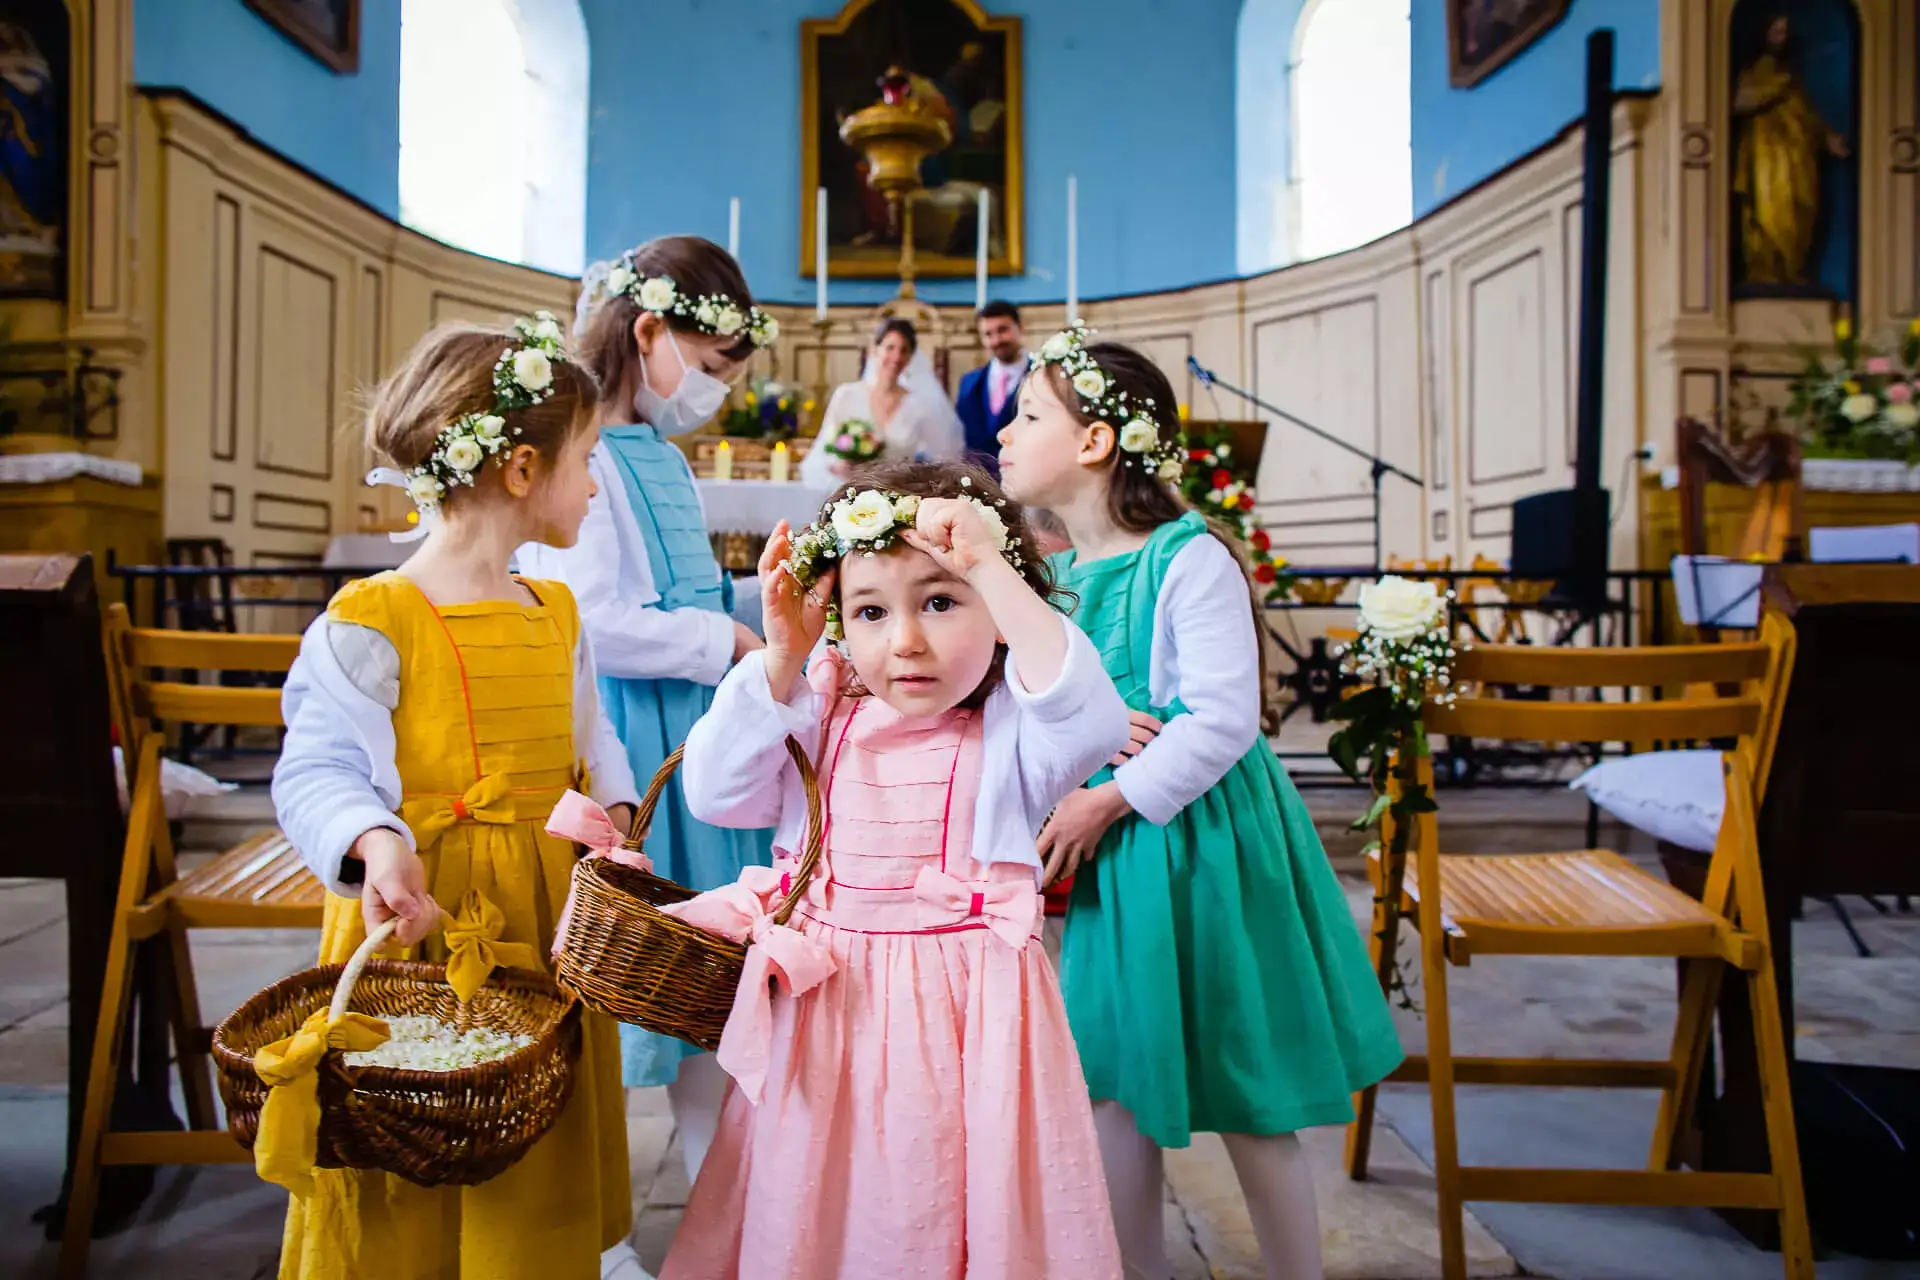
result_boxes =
[272,618,640,896]
[1109,535,1266,827]
[516,440,738,686]
[681,617,1128,880]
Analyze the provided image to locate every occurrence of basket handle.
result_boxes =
[626,736,826,928]
[329,917,402,1023]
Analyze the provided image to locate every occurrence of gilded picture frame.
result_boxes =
[244,0,360,75]
[1447,0,1569,88]
[801,0,1024,281]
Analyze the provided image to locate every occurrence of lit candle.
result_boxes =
[1066,175,1078,324]
[815,186,829,320]
[728,196,741,259]
[770,440,791,484]
[713,440,733,482]
[975,188,990,311]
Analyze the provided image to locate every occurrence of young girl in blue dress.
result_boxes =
[996,329,1404,1280]
[518,235,778,1182]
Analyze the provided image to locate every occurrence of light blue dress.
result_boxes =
[599,423,773,1087]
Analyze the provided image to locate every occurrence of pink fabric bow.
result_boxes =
[660,866,837,1104]
[913,866,1039,950]
[546,790,653,959]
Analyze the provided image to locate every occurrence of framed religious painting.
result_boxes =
[801,0,1024,280]
[0,2,67,299]
[1447,0,1569,88]
[245,0,360,74]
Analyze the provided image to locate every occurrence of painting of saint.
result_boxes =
[803,0,1023,280]
[0,5,64,300]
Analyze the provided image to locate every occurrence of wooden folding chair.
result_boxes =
[58,605,325,1279]
[1345,614,1811,1280]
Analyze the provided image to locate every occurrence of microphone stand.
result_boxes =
[1187,357,1423,568]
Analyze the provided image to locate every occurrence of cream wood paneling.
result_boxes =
[141,93,573,568]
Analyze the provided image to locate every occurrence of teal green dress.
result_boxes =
[600,424,773,1087]
[1053,513,1402,1147]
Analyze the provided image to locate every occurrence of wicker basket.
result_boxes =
[553,736,825,1050]
[211,917,583,1187]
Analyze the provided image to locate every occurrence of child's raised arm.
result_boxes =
[904,497,1067,692]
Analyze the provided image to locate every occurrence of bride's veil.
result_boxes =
[864,345,966,456]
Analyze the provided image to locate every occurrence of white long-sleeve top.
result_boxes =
[272,617,640,896]
[1108,535,1265,827]
[516,441,736,686]
[681,617,1129,881]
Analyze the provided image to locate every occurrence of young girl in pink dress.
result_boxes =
[659,460,1130,1280]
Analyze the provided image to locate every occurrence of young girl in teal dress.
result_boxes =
[518,235,777,1183]
[996,329,1404,1280]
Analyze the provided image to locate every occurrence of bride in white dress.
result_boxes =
[800,317,965,488]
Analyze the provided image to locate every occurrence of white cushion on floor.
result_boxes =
[1570,749,1725,853]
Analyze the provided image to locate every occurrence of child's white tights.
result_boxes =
[1092,1100,1324,1280]
[665,1051,730,1184]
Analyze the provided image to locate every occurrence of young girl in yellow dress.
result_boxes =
[271,316,646,1279]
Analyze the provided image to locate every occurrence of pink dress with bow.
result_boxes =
[659,695,1121,1280]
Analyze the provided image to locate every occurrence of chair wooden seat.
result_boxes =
[1370,847,1727,962]
[1345,617,1813,1280]
[161,831,324,929]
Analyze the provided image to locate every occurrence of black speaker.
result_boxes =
[1510,488,1609,609]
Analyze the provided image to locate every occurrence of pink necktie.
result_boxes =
[989,364,1010,416]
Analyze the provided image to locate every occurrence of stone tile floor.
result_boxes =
[3,780,1917,1279]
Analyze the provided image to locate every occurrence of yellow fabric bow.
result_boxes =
[252,1008,390,1197]
[443,889,541,1003]
[398,772,516,846]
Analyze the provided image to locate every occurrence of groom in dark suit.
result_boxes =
[955,301,1029,475]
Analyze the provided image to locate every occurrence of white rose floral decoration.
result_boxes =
[600,254,782,351]
[380,311,574,516]
[783,485,1024,641]
[1033,324,1187,481]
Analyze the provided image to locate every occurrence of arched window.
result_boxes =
[398,0,587,275]
[1289,0,1412,262]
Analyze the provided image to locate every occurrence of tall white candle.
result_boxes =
[815,186,829,320]
[728,196,741,259]
[1066,175,1079,323]
[975,188,990,311]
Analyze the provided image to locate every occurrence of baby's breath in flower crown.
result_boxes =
[1034,325,1186,482]
[600,255,780,349]
[398,311,569,514]
[783,480,1023,640]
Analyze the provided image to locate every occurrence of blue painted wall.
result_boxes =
[580,0,1243,308]
[135,0,404,217]
[1410,0,1661,216]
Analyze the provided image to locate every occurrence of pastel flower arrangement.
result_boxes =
[1787,316,1920,461]
[822,417,885,466]
[1177,426,1295,601]
[724,378,813,440]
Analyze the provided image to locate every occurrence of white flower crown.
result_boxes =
[398,311,568,513]
[599,258,780,349]
[783,483,1023,639]
[1034,325,1185,482]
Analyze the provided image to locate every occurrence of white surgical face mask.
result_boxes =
[634,330,729,437]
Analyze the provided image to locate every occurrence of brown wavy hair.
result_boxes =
[364,321,600,511]
[815,457,1070,708]
[1041,341,1281,733]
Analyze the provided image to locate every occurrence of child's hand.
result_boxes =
[732,620,765,664]
[904,497,1006,582]
[1039,782,1131,887]
[1110,710,1163,767]
[353,828,439,946]
[759,522,836,700]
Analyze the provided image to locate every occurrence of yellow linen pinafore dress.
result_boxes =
[279,572,630,1280]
